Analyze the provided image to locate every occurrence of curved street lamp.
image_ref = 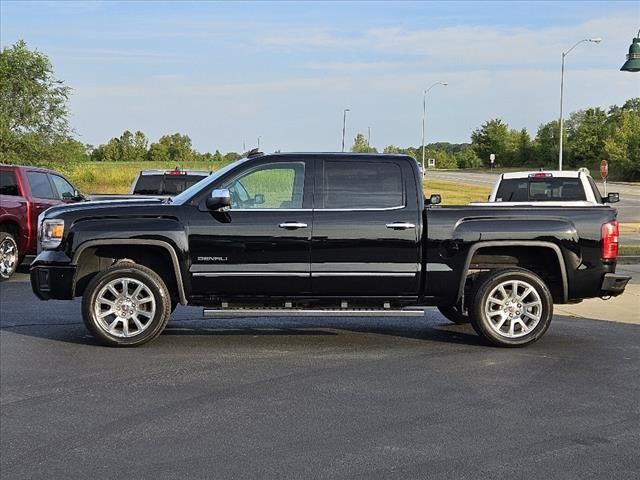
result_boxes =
[422,82,448,176]
[621,29,640,72]
[558,38,601,171]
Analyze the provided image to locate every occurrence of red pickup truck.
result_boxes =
[0,165,83,280]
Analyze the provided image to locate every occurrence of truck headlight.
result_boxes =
[41,219,65,249]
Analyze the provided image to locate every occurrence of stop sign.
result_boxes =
[600,160,608,179]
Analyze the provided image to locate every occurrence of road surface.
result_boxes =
[1,271,639,480]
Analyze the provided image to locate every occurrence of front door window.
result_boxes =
[223,162,305,209]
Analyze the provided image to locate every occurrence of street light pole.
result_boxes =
[341,109,350,152]
[257,136,261,149]
[558,38,601,171]
[421,82,448,176]
[367,126,371,150]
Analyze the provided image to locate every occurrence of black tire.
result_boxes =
[469,267,553,347]
[82,263,171,347]
[0,231,19,281]
[437,305,470,324]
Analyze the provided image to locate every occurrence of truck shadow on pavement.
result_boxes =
[2,315,485,348]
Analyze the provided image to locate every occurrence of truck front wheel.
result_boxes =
[82,263,171,347]
[470,267,553,347]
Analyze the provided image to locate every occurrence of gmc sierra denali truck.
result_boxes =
[30,152,630,348]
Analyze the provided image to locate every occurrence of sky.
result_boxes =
[1,0,639,154]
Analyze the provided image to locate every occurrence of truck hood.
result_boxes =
[42,197,166,219]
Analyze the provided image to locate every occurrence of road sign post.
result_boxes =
[600,160,608,195]
[490,153,495,171]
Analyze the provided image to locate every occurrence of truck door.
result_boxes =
[311,158,422,297]
[188,158,314,296]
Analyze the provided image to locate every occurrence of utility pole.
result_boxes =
[341,108,350,152]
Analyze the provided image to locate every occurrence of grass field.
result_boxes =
[423,179,490,204]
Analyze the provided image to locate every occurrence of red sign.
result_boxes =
[600,160,608,179]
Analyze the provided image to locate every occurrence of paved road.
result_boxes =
[1,272,639,480]
[427,170,640,224]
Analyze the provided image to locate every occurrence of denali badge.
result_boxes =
[197,256,228,262]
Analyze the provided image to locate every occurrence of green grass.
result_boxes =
[424,179,491,205]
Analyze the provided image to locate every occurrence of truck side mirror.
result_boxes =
[604,192,619,204]
[206,188,231,211]
[72,189,85,201]
[428,194,442,205]
[254,194,265,205]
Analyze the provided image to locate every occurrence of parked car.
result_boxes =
[0,165,84,280]
[87,167,211,201]
[31,152,629,347]
[473,169,619,206]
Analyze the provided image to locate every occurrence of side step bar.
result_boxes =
[203,308,427,318]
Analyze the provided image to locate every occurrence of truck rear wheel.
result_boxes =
[437,305,470,324]
[469,267,553,347]
[0,232,19,281]
[82,263,171,347]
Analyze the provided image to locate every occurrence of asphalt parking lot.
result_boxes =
[1,270,639,480]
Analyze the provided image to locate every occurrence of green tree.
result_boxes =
[534,120,559,167]
[383,145,401,154]
[455,147,482,169]
[565,108,608,168]
[148,133,194,163]
[0,40,84,166]
[350,133,377,153]
[604,110,640,180]
[471,119,511,167]
[515,128,533,166]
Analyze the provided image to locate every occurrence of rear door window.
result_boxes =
[26,171,56,199]
[0,170,20,196]
[321,160,404,209]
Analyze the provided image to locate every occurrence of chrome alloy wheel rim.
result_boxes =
[0,237,18,277]
[484,279,542,338]
[94,277,156,338]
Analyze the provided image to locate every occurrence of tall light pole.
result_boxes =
[367,126,371,151]
[257,135,261,149]
[341,109,350,152]
[558,37,601,171]
[421,82,448,176]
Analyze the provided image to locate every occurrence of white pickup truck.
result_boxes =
[472,169,620,207]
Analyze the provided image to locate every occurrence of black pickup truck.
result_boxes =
[31,152,630,347]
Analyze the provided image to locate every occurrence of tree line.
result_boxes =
[351,98,640,179]
[2,40,639,180]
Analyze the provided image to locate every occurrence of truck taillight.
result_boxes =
[601,220,619,260]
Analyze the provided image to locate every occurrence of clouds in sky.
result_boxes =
[1,1,638,153]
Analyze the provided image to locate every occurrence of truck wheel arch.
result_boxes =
[72,239,188,305]
[458,241,568,304]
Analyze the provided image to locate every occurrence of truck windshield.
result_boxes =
[495,178,586,202]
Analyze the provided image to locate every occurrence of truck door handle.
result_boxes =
[386,222,415,230]
[278,222,308,229]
